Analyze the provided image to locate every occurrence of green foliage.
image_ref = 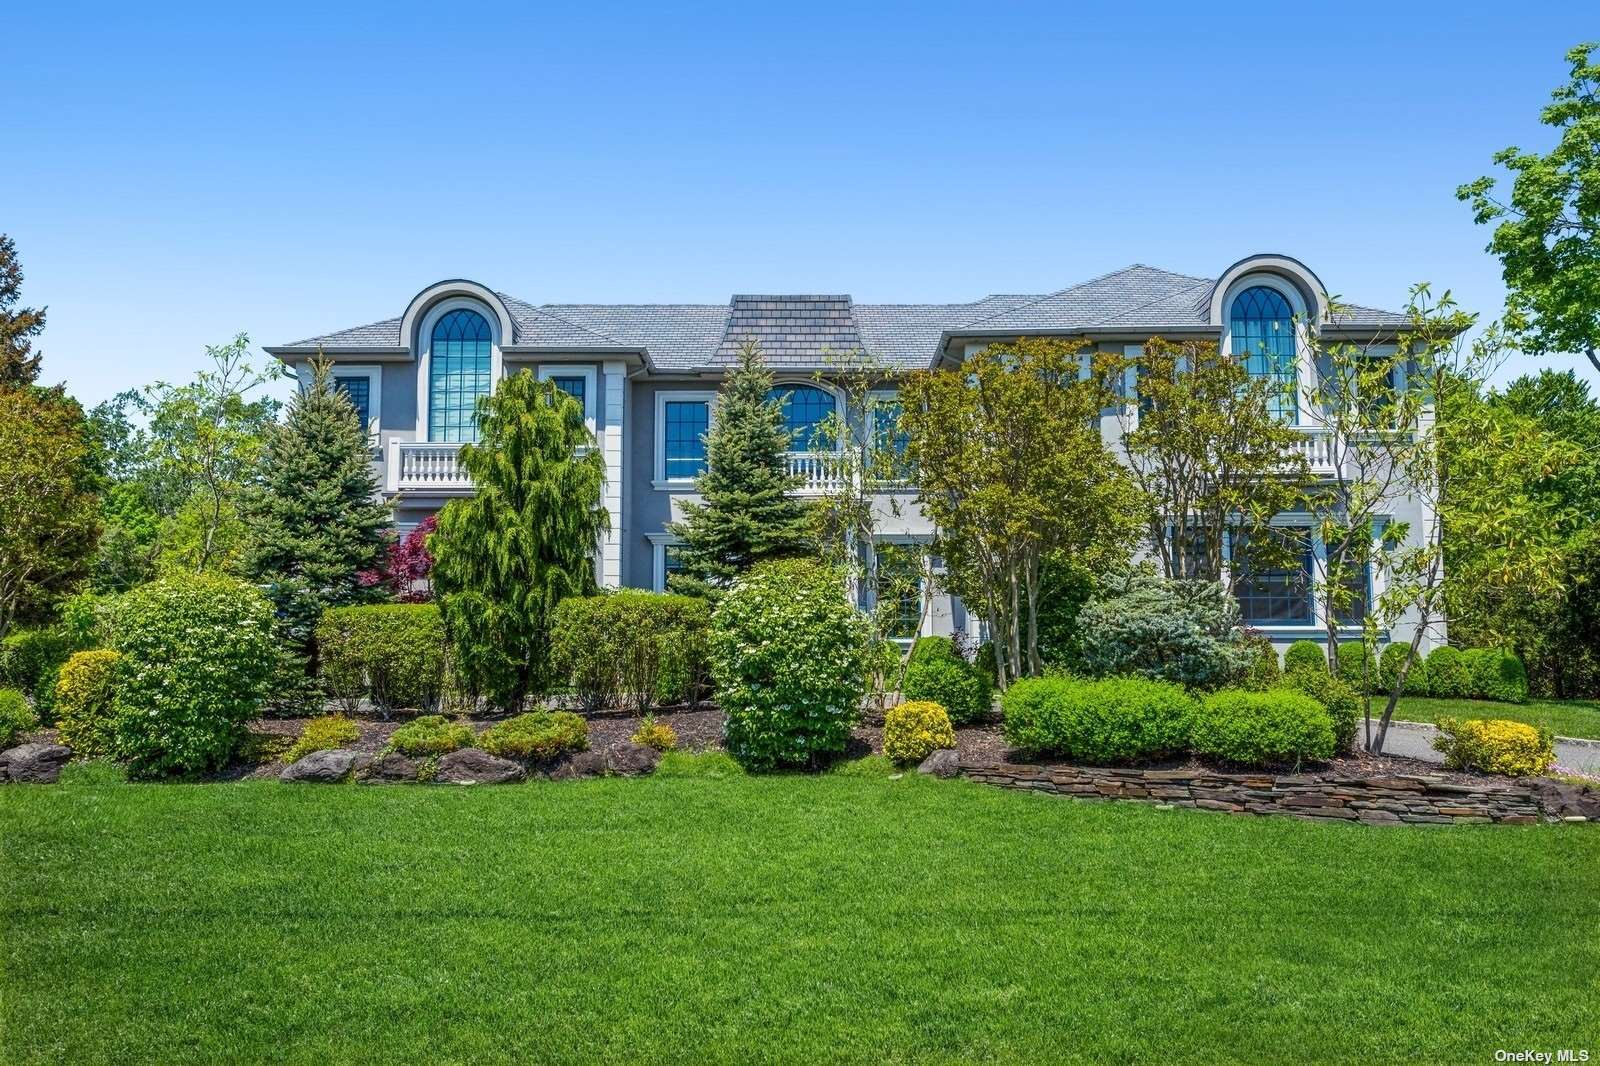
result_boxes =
[1001,675,1197,763]
[0,234,46,385]
[883,699,956,765]
[710,559,870,771]
[0,627,75,718]
[0,687,37,748]
[653,750,745,777]
[107,575,276,778]
[631,715,678,753]
[316,604,446,714]
[1466,648,1530,704]
[431,370,609,711]
[1283,640,1327,675]
[53,650,121,758]
[55,759,127,786]
[478,710,588,761]
[549,591,711,712]
[1242,638,1281,691]
[1379,643,1430,696]
[827,754,897,777]
[1336,642,1377,691]
[1076,568,1255,689]
[666,340,812,599]
[1190,689,1336,767]
[1432,717,1554,777]
[906,636,957,666]
[1279,667,1361,754]
[1425,645,1473,699]
[902,656,991,725]
[975,641,998,687]
[388,714,474,757]
[283,715,361,764]
[1036,558,1096,671]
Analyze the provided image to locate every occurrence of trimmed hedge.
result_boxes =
[1242,640,1281,691]
[907,636,957,666]
[0,688,36,749]
[549,591,711,712]
[1283,640,1326,675]
[478,710,588,761]
[1425,645,1472,699]
[902,655,992,725]
[1001,676,1197,763]
[1336,642,1377,690]
[1465,648,1529,704]
[1279,667,1361,754]
[317,604,446,714]
[388,714,473,757]
[1378,643,1430,696]
[1432,717,1553,776]
[883,700,955,765]
[53,650,122,759]
[1190,689,1336,767]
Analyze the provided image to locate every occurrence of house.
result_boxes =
[265,252,1442,655]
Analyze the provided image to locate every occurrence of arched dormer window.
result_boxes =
[767,383,835,451]
[429,308,493,442]
[1230,285,1298,424]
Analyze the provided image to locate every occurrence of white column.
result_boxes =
[601,361,626,588]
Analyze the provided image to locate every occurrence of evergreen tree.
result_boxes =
[0,234,45,386]
[668,340,811,598]
[241,357,391,685]
[431,371,609,711]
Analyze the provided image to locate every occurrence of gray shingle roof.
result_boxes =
[278,264,1409,372]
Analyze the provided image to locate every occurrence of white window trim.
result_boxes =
[296,363,382,443]
[415,296,504,443]
[653,390,717,490]
[867,534,934,643]
[646,533,685,592]
[536,365,598,435]
[1219,273,1310,425]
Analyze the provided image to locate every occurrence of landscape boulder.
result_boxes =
[548,750,607,780]
[281,748,358,783]
[917,748,961,779]
[361,752,423,784]
[0,743,73,784]
[436,747,524,785]
[605,742,661,776]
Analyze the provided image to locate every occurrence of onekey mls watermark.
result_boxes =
[1494,1052,1590,1063]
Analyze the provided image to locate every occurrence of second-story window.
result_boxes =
[1231,286,1298,424]
[428,309,493,443]
[768,384,833,451]
[661,396,711,481]
[550,374,586,412]
[333,375,371,430]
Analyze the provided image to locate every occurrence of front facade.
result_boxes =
[265,252,1441,654]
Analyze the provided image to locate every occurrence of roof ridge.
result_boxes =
[959,264,1149,328]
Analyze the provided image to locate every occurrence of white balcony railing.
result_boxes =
[387,440,472,493]
[1288,429,1338,475]
[786,451,848,495]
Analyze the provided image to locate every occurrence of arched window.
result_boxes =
[1230,285,1298,423]
[428,309,493,442]
[767,384,835,450]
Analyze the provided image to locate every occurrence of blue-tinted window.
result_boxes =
[428,309,493,442]
[1230,286,1298,424]
[662,399,709,480]
[333,375,371,429]
[550,375,586,414]
[1329,535,1371,627]
[1231,527,1313,624]
[767,384,834,450]
[870,396,910,479]
[662,544,685,586]
[874,545,922,640]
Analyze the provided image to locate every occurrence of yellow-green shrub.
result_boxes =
[388,714,474,757]
[631,715,678,752]
[477,711,587,760]
[283,714,361,764]
[0,688,37,749]
[883,700,956,765]
[1431,718,1554,777]
[53,650,122,758]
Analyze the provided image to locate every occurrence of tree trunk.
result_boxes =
[1370,621,1430,755]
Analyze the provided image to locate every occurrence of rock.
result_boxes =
[549,750,607,780]
[917,748,961,779]
[361,752,422,783]
[1357,809,1403,825]
[281,749,358,783]
[0,743,72,783]
[606,742,661,776]
[435,748,524,785]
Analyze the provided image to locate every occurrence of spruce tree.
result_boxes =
[0,234,46,386]
[431,371,609,710]
[241,357,391,686]
[668,340,811,598]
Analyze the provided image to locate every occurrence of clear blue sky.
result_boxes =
[8,1,1597,407]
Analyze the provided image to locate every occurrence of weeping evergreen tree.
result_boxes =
[431,371,609,711]
[668,340,811,598]
[241,357,391,699]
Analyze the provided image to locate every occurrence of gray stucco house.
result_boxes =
[265,252,1442,655]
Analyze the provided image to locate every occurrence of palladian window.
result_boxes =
[1230,286,1298,423]
[428,309,493,442]
[767,384,834,451]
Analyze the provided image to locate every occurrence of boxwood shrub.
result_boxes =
[549,591,710,712]
[1466,648,1529,704]
[0,688,36,749]
[1001,675,1197,763]
[478,710,588,761]
[1432,717,1553,776]
[902,655,992,725]
[1190,689,1336,767]
[388,714,474,757]
[1425,645,1472,699]
[108,575,276,779]
[1283,640,1327,675]
[1378,643,1430,696]
[1278,667,1361,754]
[317,604,446,714]
[710,559,870,771]
[1336,641,1377,691]
[906,636,957,666]
[53,649,122,759]
[1242,638,1281,691]
[883,700,955,766]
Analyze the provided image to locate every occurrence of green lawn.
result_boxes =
[1395,695,1600,740]
[2,768,1596,1064]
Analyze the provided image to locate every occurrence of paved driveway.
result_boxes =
[1371,719,1600,777]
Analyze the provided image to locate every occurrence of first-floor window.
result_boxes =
[873,544,923,640]
[1328,536,1371,626]
[655,542,685,591]
[1231,527,1313,624]
[333,375,371,429]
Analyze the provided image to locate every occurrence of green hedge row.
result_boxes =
[1278,639,1528,703]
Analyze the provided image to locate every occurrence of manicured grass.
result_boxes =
[3,773,1597,1064]
[1395,695,1600,740]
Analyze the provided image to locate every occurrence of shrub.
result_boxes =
[1190,689,1336,767]
[1076,568,1255,689]
[907,636,957,666]
[478,710,588,761]
[317,604,446,714]
[1241,638,1281,691]
[108,575,276,779]
[53,650,121,759]
[1283,640,1327,675]
[883,700,956,765]
[0,627,75,721]
[1001,675,1197,763]
[1432,717,1554,777]
[282,715,361,764]
[1379,643,1430,696]
[1279,668,1361,754]
[975,641,998,687]
[1336,642,1377,691]
[631,714,678,753]
[549,591,711,712]
[711,559,870,771]
[1467,648,1529,704]
[1425,645,1472,699]
[388,714,474,757]
[0,688,37,749]
[902,656,991,725]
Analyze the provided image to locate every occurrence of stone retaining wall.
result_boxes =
[960,761,1587,825]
